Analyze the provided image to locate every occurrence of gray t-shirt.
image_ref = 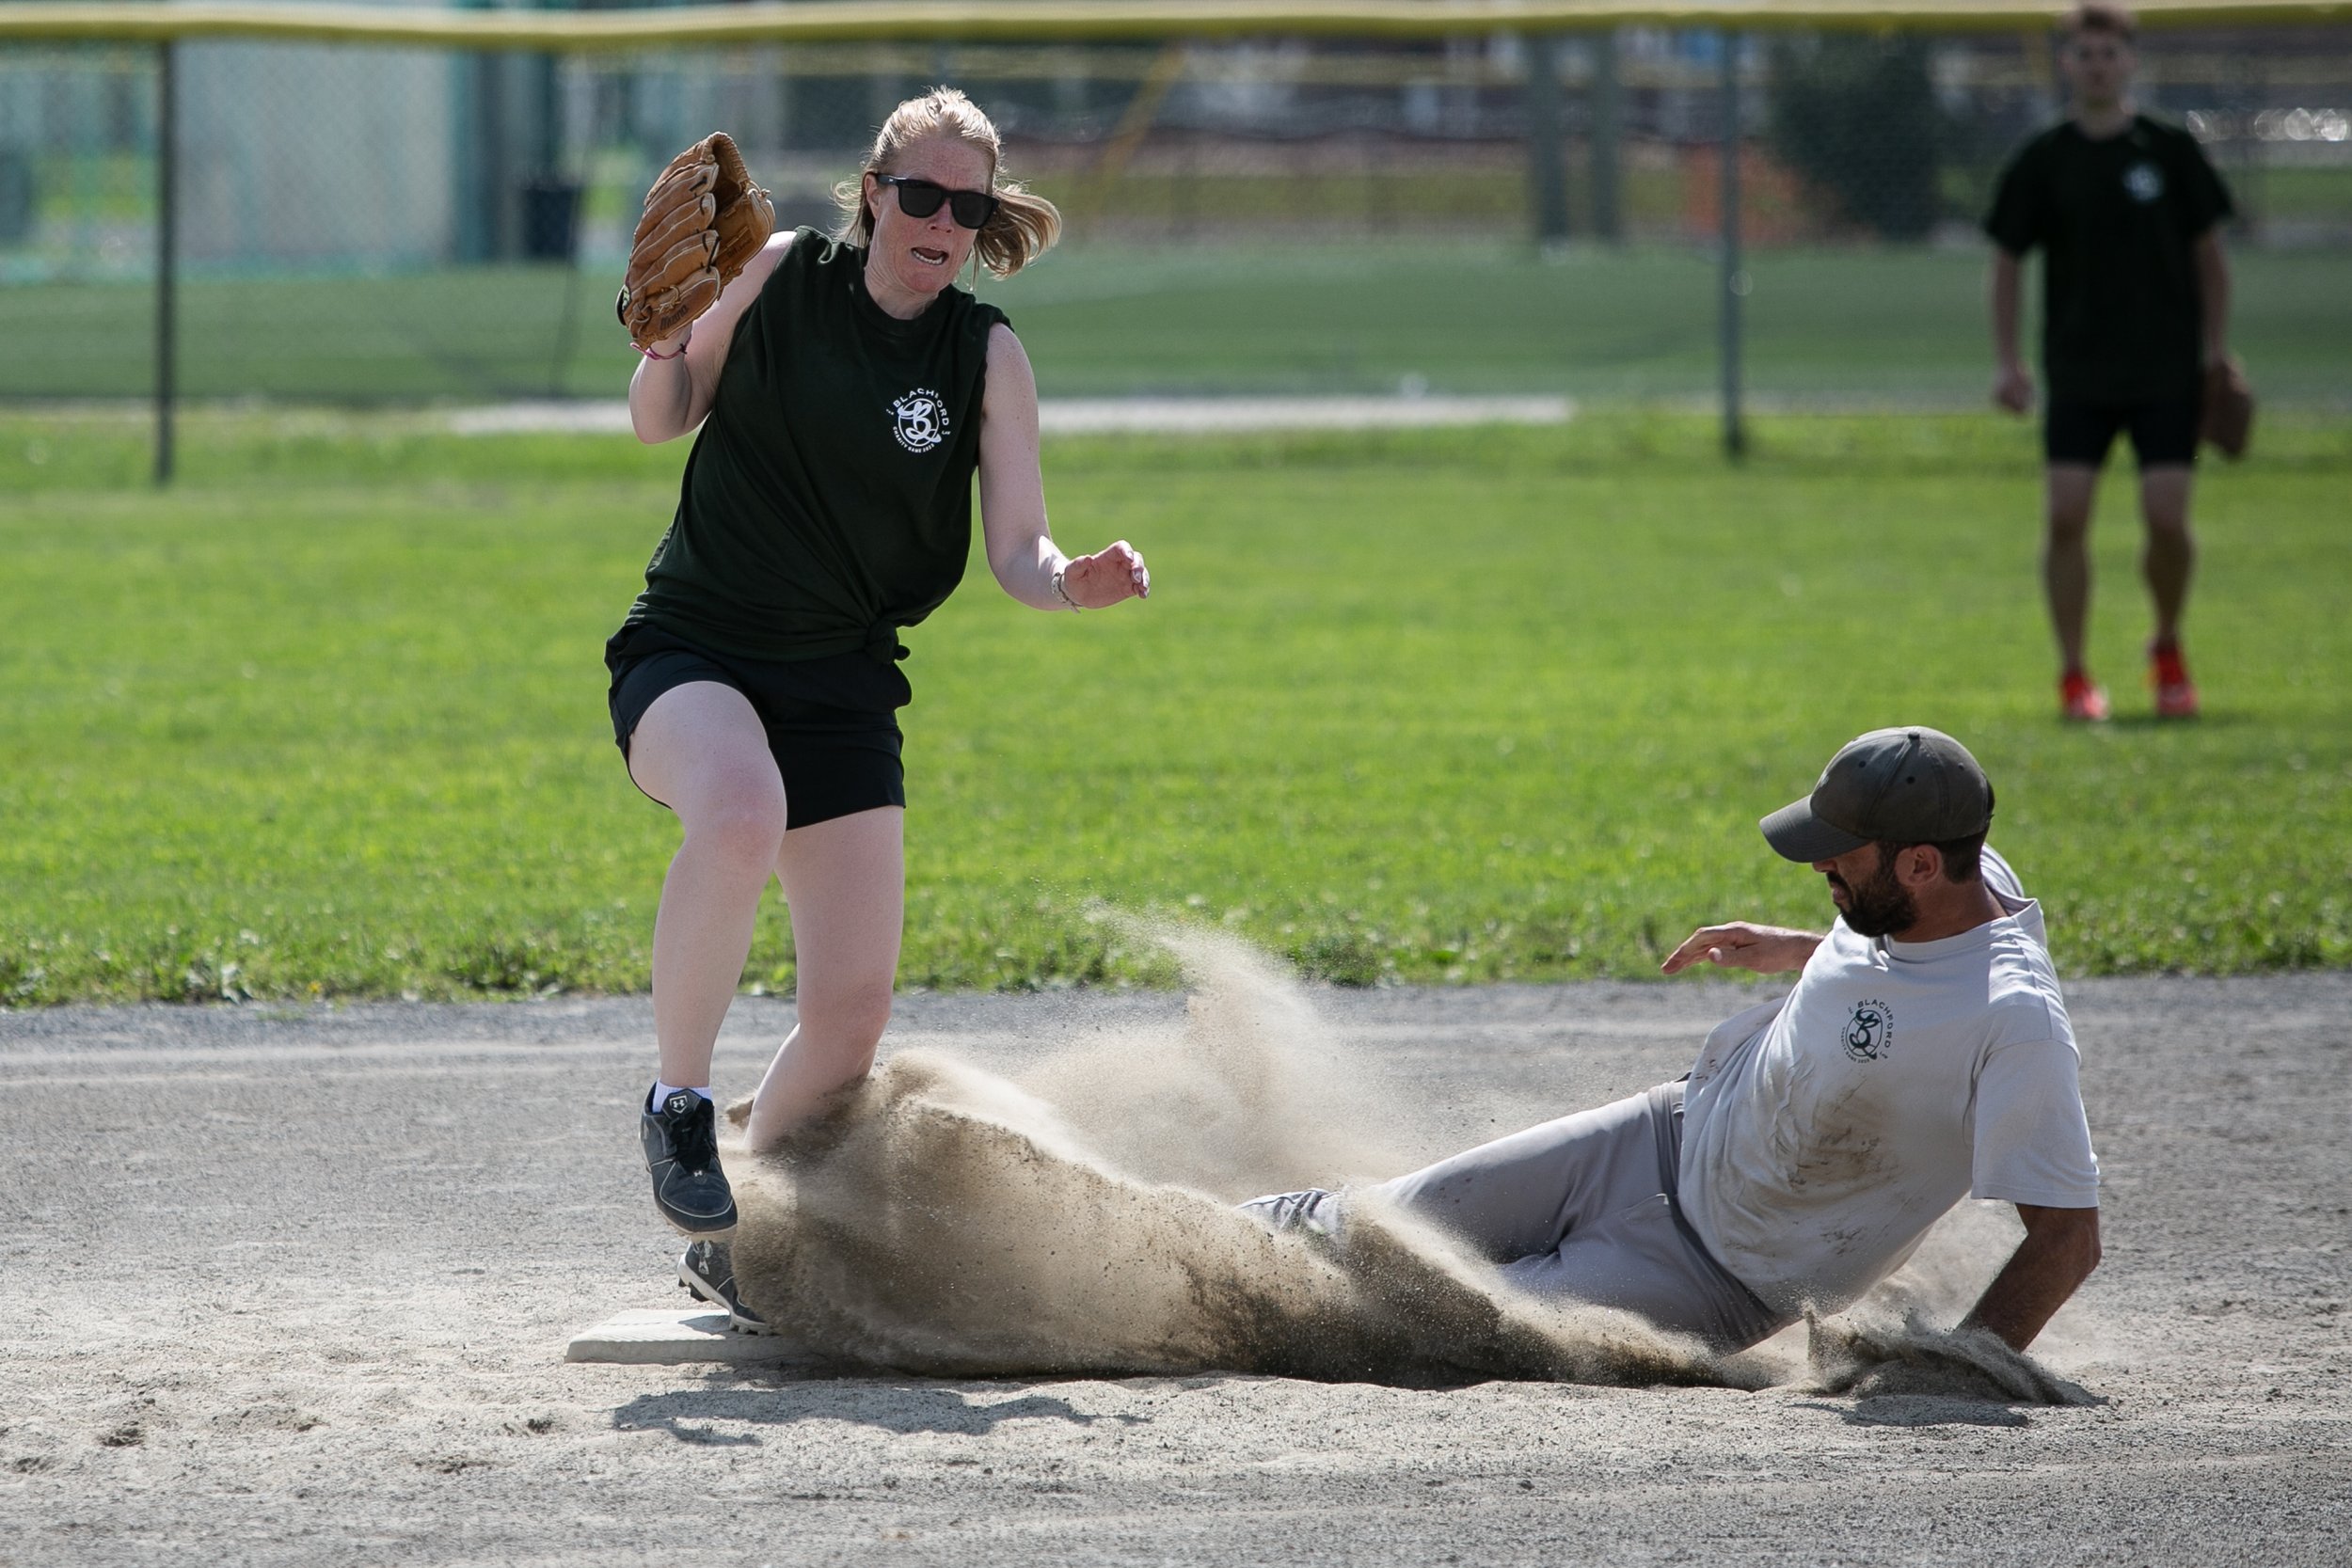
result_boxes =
[1677,849,2100,1314]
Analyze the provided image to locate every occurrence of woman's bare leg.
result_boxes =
[626,681,788,1089]
[742,805,905,1150]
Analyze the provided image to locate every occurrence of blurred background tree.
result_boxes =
[1767,35,1948,241]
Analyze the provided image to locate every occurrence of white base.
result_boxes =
[564,1307,817,1366]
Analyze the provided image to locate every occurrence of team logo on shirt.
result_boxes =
[1843,1000,1894,1062]
[2123,162,2165,203]
[889,388,949,453]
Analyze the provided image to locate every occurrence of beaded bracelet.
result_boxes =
[1051,565,1082,611]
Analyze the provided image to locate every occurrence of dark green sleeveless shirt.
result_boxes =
[624,229,1009,663]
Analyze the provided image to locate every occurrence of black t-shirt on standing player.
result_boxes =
[1983,115,2233,404]
[624,228,1008,665]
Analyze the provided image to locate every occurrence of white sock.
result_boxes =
[649,1081,714,1111]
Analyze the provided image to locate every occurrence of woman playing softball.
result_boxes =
[610,89,1149,1327]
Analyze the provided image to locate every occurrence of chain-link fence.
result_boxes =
[3,16,2348,414]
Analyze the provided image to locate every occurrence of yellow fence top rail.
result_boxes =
[0,0,2346,51]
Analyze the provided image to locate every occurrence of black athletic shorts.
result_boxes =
[2043,395,2201,469]
[603,620,912,830]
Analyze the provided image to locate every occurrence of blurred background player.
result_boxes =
[612,89,1150,1324]
[1985,2,2234,722]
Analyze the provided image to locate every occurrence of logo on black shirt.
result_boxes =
[1843,1000,1894,1062]
[2123,162,2165,203]
[890,388,948,453]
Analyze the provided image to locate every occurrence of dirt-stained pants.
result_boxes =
[1373,1083,1793,1354]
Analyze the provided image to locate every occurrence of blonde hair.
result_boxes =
[833,87,1061,279]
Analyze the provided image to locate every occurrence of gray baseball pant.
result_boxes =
[1369,1082,1791,1354]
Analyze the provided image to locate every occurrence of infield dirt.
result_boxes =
[2,955,2344,1565]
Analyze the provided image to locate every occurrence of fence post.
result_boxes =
[154,39,176,487]
[1524,32,1569,249]
[1718,30,1746,462]
[1589,27,1623,243]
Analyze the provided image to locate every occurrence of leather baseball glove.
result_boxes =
[2200,355,2254,460]
[616,133,774,353]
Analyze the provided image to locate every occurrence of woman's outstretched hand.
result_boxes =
[1063,541,1151,608]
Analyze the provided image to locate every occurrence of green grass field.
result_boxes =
[2,408,2347,1005]
[6,244,2350,404]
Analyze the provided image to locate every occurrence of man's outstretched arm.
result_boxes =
[1661,923,1822,975]
[1961,1203,2102,1352]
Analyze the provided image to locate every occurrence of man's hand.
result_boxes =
[1993,362,2034,415]
[2200,354,2254,459]
[1661,923,1822,976]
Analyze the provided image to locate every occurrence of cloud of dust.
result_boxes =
[724,923,2093,1404]
[1011,923,1406,1197]
[1804,1312,2099,1406]
[1813,1201,2107,1399]
[725,925,1716,1386]
[1855,1199,2025,1323]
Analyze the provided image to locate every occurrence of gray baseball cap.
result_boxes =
[1760,726,1994,863]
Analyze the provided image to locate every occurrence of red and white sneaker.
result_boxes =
[2059,671,2110,723]
[2151,642,2200,720]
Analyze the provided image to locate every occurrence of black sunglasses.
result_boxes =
[874,173,1000,230]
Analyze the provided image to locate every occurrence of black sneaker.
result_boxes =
[679,1240,771,1336]
[639,1086,737,1234]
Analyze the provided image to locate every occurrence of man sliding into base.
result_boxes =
[1245,726,2102,1356]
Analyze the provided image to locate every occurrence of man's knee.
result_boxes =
[2043,502,2093,545]
[2139,466,2195,534]
[2043,465,2098,542]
